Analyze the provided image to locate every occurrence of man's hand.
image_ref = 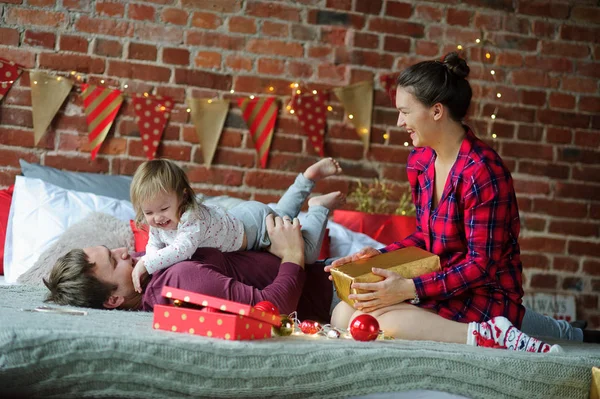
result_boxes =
[266,214,305,268]
[132,259,148,293]
[324,246,381,280]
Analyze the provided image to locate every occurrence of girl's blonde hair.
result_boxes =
[130,159,198,227]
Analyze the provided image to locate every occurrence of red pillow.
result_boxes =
[0,185,15,275]
[318,228,330,260]
[130,220,150,253]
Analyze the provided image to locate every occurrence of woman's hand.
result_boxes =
[324,246,381,280]
[132,259,148,293]
[348,268,416,313]
[266,214,305,268]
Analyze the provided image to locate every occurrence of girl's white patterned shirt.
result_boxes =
[142,203,245,274]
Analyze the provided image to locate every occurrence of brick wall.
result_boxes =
[0,0,599,325]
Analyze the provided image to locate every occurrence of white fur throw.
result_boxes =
[17,212,134,286]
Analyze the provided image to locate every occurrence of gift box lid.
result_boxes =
[160,286,281,326]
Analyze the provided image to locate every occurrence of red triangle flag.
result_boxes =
[133,94,174,160]
[0,58,24,103]
[81,84,124,160]
[291,92,328,157]
[237,97,278,169]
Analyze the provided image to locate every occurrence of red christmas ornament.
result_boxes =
[349,314,380,342]
[299,320,321,335]
[254,300,279,316]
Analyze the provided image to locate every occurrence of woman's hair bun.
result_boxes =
[443,52,470,79]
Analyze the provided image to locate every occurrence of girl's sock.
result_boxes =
[467,316,563,353]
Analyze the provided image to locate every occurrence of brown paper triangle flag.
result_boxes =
[30,71,74,145]
[333,80,373,153]
[188,98,230,168]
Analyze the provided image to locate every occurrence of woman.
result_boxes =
[326,53,563,352]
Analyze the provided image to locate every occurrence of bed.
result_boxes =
[1,161,599,399]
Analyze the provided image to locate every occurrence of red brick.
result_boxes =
[383,36,411,54]
[202,148,255,168]
[549,92,575,110]
[186,165,244,186]
[502,142,553,161]
[529,274,558,289]
[353,32,379,49]
[415,41,439,57]
[521,253,549,270]
[60,34,89,53]
[39,53,105,74]
[549,220,599,238]
[135,24,182,44]
[474,12,502,31]
[562,76,598,94]
[0,147,39,167]
[447,8,471,26]
[308,46,333,60]
[571,6,600,25]
[552,256,579,273]
[428,26,443,41]
[23,30,56,49]
[350,68,374,84]
[291,24,317,41]
[127,4,155,21]
[0,28,19,46]
[191,11,222,29]
[75,15,133,36]
[415,5,442,21]
[94,38,122,58]
[532,20,556,38]
[95,1,125,17]
[247,38,303,57]
[317,64,347,83]
[368,18,424,38]
[577,62,600,79]
[161,8,188,25]
[521,215,546,232]
[62,0,91,11]
[175,69,232,91]
[193,51,221,68]
[186,31,246,50]
[512,69,558,89]
[569,240,600,258]
[386,1,413,19]
[180,0,241,13]
[163,48,190,65]
[326,0,351,11]
[521,236,566,254]
[45,154,110,173]
[521,90,547,106]
[246,1,300,21]
[225,55,252,71]
[502,15,529,35]
[558,147,598,165]
[228,16,257,34]
[108,60,170,82]
[523,56,573,73]
[355,0,382,14]
[519,1,569,19]
[256,58,284,75]
[541,41,590,59]
[320,27,348,46]
[560,24,600,43]
[261,21,289,37]
[288,61,313,78]
[574,130,600,147]
[29,0,54,6]
[3,88,32,107]
[537,110,590,129]
[128,42,157,61]
[6,8,66,28]
[518,160,569,180]
[583,260,600,276]
[546,127,572,144]
[513,179,550,195]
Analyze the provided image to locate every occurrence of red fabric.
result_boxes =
[318,228,330,260]
[0,185,15,275]
[332,210,416,246]
[130,220,150,253]
[380,127,525,328]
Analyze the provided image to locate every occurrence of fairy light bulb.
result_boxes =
[312,90,317,94]
[296,89,301,95]
[123,84,129,89]
[486,53,491,59]
[160,106,166,111]
[404,142,409,147]
[327,106,333,112]
[457,44,463,50]
[186,108,191,113]
[492,133,497,139]
[70,71,76,76]
[230,89,235,94]
[57,77,62,81]
[490,70,496,75]
[491,114,496,119]
[33,81,38,85]
[290,109,295,114]
[496,93,502,98]
[207,99,212,104]
[100,79,105,84]
[268,86,274,92]
[144,92,149,97]
[286,104,292,110]
[348,114,354,119]
[250,95,255,99]
[475,38,481,44]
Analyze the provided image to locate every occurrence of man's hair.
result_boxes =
[130,158,198,228]
[43,249,116,309]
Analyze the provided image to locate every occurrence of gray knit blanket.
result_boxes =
[1,285,598,399]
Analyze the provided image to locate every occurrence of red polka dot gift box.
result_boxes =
[153,286,281,340]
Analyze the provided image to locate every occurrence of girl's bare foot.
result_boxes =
[308,191,346,210]
[303,158,342,181]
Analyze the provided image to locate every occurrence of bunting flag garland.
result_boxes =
[238,96,278,169]
[379,73,399,105]
[333,81,373,154]
[132,94,174,160]
[188,98,230,168]
[30,71,74,145]
[0,58,23,102]
[81,84,124,160]
[291,92,328,156]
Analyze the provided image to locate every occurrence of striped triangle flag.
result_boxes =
[237,96,278,169]
[0,58,23,102]
[81,84,124,160]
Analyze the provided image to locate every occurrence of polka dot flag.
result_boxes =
[291,92,328,157]
[0,58,23,103]
[238,96,278,169]
[81,84,124,160]
[132,94,174,160]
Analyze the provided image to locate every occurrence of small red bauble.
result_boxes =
[254,300,279,316]
[349,314,380,342]
[299,320,321,335]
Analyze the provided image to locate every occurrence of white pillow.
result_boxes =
[3,176,135,283]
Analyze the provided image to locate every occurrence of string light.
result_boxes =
[492,133,497,139]
[230,89,235,94]
[57,77,62,81]
[290,109,295,114]
[144,92,149,97]
[348,114,354,119]
[496,93,502,98]
[186,108,191,113]
[327,105,333,112]
[485,53,491,59]
[207,99,212,104]
[491,114,496,119]
[312,90,317,95]
[296,89,301,95]
[268,86,274,92]
[490,70,495,75]
[100,79,105,84]
[33,80,38,85]
[249,95,255,99]
[70,71,76,76]
[475,38,481,44]
[457,44,463,50]
[404,142,409,147]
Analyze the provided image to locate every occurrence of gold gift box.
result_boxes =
[331,247,441,306]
